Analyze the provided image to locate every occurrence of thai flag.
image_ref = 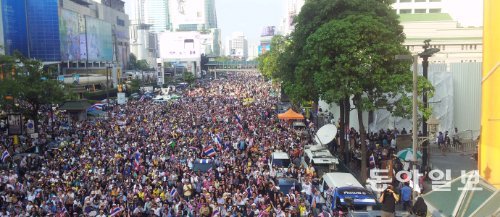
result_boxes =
[1,150,9,162]
[203,146,216,157]
[109,206,122,216]
[91,103,104,110]
[133,151,141,170]
[369,153,376,169]
[234,114,243,130]
[170,188,177,197]
[139,95,145,102]
[212,210,220,216]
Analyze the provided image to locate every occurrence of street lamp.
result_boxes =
[418,39,440,137]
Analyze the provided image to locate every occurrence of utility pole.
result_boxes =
[106,64,111,103]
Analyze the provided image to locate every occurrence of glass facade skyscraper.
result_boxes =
[1,0,29,56]
[205,0,217,29]
[2,0,60,61]
[26,0,61,61]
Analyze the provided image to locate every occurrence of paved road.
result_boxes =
[429,151,477,178]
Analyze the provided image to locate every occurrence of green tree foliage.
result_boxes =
[128,53,151,71]
[128,79,141,93]
[183,72,196,86]
[257,35,289,80]
[0,53,67,130]
[274,0,434,182]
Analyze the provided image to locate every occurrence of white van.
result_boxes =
[270,152,291,177]
[320,173,378,215]
[302,145,339,177]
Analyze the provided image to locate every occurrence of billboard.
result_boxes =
[261,26,276,37]
[60,9,86,61]
[85,17,113,61]
[258,44,271,55]
[159,32,201,59]
[169,0,206,25]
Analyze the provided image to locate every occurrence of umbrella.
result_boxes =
[396,148,422,161]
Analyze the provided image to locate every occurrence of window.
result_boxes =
[430,0,441,2]
[415,0,426,2]
[442,45,446,51]
[474,45,477,50]
[415,9,427,13]
[429,8,442,13]
[400,0,412,2]
[400,9,412,14]
[117,17,125,26]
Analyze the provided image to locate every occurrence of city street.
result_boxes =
[429,151,477,179]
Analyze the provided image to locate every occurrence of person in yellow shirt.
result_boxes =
[137,191,145,200]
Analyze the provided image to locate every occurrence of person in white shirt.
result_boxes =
[302,179,313,203]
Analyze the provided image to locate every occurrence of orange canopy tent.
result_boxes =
[277,109,304,120]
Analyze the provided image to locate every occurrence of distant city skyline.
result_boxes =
[216,0,286,47]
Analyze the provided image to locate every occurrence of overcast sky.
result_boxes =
[216,0,286,46]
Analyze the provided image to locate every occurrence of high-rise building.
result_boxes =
[227,32,248,60]
[144,0,170,33]
[169,0,217,31]
[282,0,305,35]
[125,0,160,66]
[1,0,130,88]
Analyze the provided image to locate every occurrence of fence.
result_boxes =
[425,130,479,154]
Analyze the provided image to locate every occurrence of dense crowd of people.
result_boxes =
[0,73,333,217]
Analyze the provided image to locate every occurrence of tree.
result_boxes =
[128,53,151,71]
[127,53,138,70]
[303,14,433,182]
[183,72,196,86]
[257,35,289,80]
[0,53,67,131]
[136,60,150,71]
[275,0,434,182]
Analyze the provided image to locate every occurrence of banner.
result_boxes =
[7,114,22,135]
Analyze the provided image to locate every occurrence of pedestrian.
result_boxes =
[411,192,428,217]
[400,182,413,211]
[379,185,399,217]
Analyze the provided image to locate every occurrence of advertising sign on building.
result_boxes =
[7,114,22,135]
[261,26,276,37]
[159,32,201,59]
[169,0,206,25]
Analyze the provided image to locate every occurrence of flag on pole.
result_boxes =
[203,146,216,157]
[2,150,10,162]
[139,95,145,101]
[170,188,177,197]
[133,151,141,170]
